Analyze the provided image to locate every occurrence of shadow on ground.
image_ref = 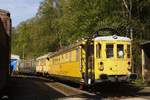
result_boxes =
[54,79,150,99]
[2,76,65,100]
[1,75,150,100]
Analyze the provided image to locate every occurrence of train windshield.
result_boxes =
[117,44,124,58]
[106,44,114,58]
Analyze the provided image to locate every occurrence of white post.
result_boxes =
[141,49,145,82]
[130,28,133,40]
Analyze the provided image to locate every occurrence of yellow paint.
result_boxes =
[48,48,82,78]
[37,37,132,83]
[94,40,131,80]
[36,57,49,74]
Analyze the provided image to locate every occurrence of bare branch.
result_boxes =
[122,0,130,13]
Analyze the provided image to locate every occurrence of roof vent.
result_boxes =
[113,35,118,39]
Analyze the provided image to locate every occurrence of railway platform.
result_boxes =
[1,75,150,100]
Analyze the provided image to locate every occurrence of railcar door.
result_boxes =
[85,41,94,85]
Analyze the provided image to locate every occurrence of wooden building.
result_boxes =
[141,41,150,83]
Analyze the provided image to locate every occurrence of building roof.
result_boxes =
[140,41,150,58]
[0,9,10,16]
[11,54,20,60]
[141,41,150,47]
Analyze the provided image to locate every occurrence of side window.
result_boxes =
[117,44,124,58]
[96,43,101,58]
[127,45,131,58]
[76,48,79,61]
[69,51,72,62]
[62,54,64,63]
[106,44,114,58]
[65,53,69,62]
[52,58,54,64]
[65,53,68,59]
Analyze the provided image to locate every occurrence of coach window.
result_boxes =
[76,48,79,61]
[106,44,114,58]
[52,58,54,64]
[61,54,64,63]
[65,53,69,62]
[117,44,124,58]
[96,43,101,58]
[70,51,72,62]
[65,53,68,59]
[127,45,130,58]
[58,56,60,64]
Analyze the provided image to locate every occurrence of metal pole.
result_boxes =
[129,0,133,40]
[23,45,24,59]
[130,28,133,40]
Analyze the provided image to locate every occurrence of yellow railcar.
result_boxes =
[36,54,49,75]
[47,29,137,85]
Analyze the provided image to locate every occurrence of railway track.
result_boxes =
[3,74,150,100]
[43,77,150,100]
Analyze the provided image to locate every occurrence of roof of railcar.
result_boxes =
[94,35,131,41]
[48,35,131,58]
[36,53,53,60]
[48,40,86,58]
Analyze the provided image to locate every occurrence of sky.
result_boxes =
[0,0,43,27]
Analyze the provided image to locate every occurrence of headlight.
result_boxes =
[128,66,131,71]
[128,62,131,71]
[99,62,104,71]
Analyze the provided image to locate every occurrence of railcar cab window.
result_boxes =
[117,44,124,58]
[96,43,101,58]
[106,44,113,58]
[127,45,131,58]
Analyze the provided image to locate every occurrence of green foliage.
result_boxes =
[12,0,150,60]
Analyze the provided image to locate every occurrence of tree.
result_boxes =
[12,0,150,60]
